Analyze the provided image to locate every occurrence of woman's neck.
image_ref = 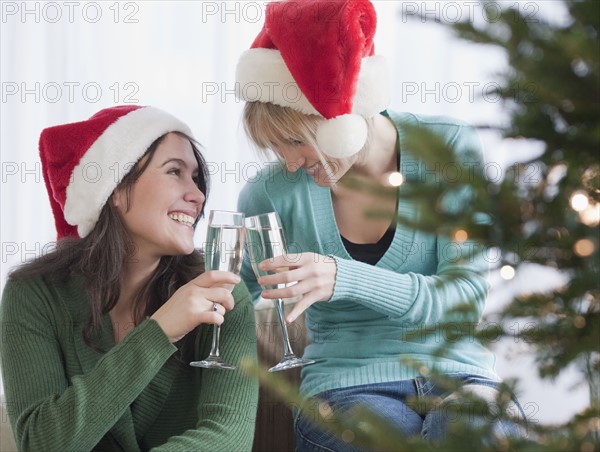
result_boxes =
[336,114,398,194]
[110,258,159,343]
[346,114,398,181]
[116,258,160,313]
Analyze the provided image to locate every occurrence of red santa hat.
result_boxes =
[235,0,390,158]
[39,105,192,239]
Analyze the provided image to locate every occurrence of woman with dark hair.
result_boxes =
[0,105,258,451]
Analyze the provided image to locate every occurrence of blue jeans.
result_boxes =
[295,375,527,452]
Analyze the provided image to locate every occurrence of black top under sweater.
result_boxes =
[341,227,395,265]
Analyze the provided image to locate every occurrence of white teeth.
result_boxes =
[168,213,195,226]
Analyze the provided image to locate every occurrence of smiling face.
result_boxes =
[113,132,205,262]
[243,102,365,187]
[274,139,359,187]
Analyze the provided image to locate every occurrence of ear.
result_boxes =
[111,188,126,209]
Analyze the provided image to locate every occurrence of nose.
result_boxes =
[184,179,205,207]
[282,148,306,173]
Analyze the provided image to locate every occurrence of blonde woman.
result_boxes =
[236,1,526,450]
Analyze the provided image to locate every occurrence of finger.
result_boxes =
[205,287,235,311]
[189,303,224,326]
[209,302,226,316]
[286,294,320,323]
[261,280,310,300]
[192,270,241,288]
[257,267,305,286]
[259,253,304,271]
[204,311,225,326]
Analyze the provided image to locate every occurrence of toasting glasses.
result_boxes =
[245,212,315,372]
[190,210,245,370]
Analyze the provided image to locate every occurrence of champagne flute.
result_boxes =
[245,212,315,372]
[190,210,245,370]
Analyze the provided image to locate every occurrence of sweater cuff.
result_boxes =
[329,257,415,315]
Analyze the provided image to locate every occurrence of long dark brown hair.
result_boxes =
[9,132,210,360]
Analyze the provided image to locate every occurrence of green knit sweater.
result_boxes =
[238,111,500,399]
[0,274,258,451]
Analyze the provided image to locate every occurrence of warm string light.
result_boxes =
[579,203,600,227]
[570,191,589,212]
[569,191,599,226]
[574,239,596,257]
[386,171,404,187]
[573,315,586,328]
[500,265,516,280]
[454,229,468,243]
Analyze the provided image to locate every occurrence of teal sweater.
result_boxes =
[0,274,258,451]
[238,111,499,398]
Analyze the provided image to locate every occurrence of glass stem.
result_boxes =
[274,298,295,358]
[209,325,221,357]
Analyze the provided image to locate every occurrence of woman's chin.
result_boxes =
[314,178,337,188]
[181,243,196,255]
[168,241,195,257]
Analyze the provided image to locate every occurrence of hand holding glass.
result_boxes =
[245,212,315,372]
[190,210,245,370]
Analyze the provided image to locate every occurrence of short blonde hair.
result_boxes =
[242,101,374,164]
[243,101,321,155]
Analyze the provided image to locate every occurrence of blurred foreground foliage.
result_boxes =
[245,1,599,450]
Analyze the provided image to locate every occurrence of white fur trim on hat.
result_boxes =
[236,49,390,118]
[63,107,192,238]
[316,114,368,159]
[352,55,391,118]
[236,49,319,116]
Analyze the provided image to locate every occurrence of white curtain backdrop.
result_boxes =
[0,1,586,424]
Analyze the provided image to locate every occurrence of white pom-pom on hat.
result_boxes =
[316,115,368,159]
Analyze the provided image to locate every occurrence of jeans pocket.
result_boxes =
[414,376,436,397]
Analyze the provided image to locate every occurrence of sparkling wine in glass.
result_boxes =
[190,210,245,370]
[245,212,315,372]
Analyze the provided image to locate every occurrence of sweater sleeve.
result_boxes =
[150,284,259,452]
[331,121,490,325]
[331,238,490,325]
[0,278,177,452]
